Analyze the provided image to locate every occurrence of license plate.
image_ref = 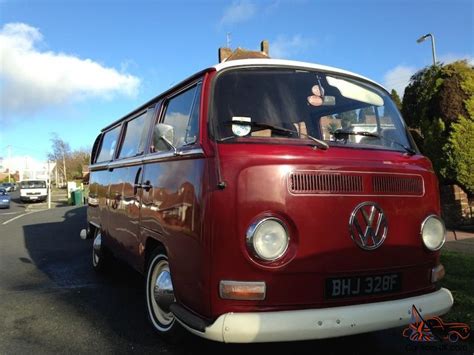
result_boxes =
[30,196,38,200]
[325,273,401,299]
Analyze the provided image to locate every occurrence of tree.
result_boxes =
[337,110,357,128]
[390,89,402,111]
[443,116,474,193]
[401,60,474,194]
[431,61,471,126]
[48,133,70,185]
[402,65,443,130]
[68,149,90,179]
[48,134,91,184]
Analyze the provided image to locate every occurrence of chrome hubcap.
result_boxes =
[153,270,174,312]
[149,258,175,329]
[92,233,101,265]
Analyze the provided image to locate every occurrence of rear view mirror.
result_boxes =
[154,123,177,153]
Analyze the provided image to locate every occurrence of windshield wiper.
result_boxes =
[333,130,416,155]
[222,120,329,150]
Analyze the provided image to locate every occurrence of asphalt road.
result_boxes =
[0,190,28,224]
[0,200,472,354]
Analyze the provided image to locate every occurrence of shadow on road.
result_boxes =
[19,207,469,354]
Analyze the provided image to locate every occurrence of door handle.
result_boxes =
[133,167,143,194]
[111,192,121,209]
[142,181,152,192]
[134,181,152,191]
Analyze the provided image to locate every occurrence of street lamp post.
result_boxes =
[417,33,437,66]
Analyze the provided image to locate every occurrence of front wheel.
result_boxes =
[145,249,184,342]
[92,230,110,271]
[448,331,460,343]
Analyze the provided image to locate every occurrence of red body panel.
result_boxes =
[206,143,440,318]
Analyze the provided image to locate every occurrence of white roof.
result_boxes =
[212,59,386,91]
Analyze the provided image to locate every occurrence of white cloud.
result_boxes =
[271,34,315,59]
[438,53,474,66]
[383,65,417,97]
[219,1,256,27]
[0,22,140,116]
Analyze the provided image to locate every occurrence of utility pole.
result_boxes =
[47,160,51,209]
[24,156,28,180]
[7,145,12,183]
[55,163,59,188]
[62,147,67,185]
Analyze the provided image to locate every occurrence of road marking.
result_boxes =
[2,211,40,225]
[0,211,23,216]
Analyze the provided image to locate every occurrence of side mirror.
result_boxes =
[154,123,177,153]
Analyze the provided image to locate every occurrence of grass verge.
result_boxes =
[439,250,474,342]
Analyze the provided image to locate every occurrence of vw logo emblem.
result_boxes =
[349,202,388,250]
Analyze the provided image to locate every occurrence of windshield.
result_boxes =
[20,180,47,189]
[211,68,413,152]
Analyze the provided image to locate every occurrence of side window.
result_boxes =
[185,83,201,145]
[96,126,121,162]
[91,133,102,164]
[118,111,152,159]
[155,84,200,151]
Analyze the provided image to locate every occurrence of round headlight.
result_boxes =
[247,218,289,261]
[421,215,446,251]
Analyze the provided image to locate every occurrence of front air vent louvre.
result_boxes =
[290,172,363,194]
[289,170,425,196]
[373,175,424,196]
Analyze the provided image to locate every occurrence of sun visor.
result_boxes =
[327,76,384,106]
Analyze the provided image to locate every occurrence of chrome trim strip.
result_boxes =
[180,148,205,156]
[142,148,204,164]
[108,156,145,169]
[90,148,205,170]
[141,151,174,163]
[89,221,100,229]
[89,162,109,171]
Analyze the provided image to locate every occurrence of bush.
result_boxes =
[402,60,474,195]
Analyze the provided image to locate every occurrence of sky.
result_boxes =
[0,0,473,162]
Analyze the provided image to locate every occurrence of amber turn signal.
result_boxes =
[219,280,266,300]
[431,264,445,283]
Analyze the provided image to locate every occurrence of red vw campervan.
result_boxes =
[83,55,453,343]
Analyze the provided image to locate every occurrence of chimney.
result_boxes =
[218,47,233,63]
[218,40,271,63]
[260,40,269,56]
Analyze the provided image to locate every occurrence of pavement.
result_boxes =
[24,187,70,212]
[444,229,474,254]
